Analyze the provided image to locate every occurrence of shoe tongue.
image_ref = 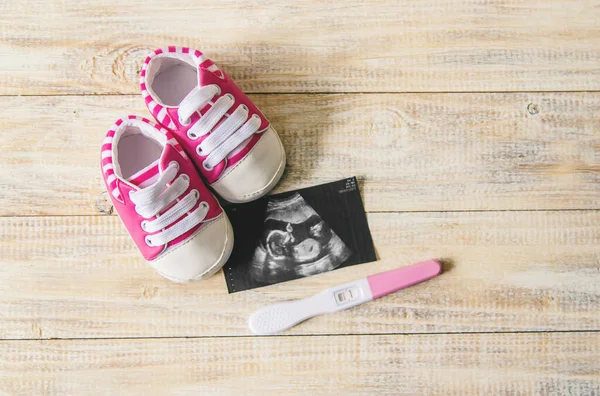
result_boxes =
[127,159,160,188]
[176,64,226,119]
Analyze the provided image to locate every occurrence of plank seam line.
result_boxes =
[1,329,599,343]
[368,208,600,214]
[2,90,600,98]
[2,208,600,219]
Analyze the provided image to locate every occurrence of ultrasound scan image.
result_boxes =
[249,193,352,284]
[223,177,376,293]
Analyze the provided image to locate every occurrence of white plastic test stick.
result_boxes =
[248,260,442,335]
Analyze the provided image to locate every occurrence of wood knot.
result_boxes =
[527,103,540,115]
[31,321,43,338]
[95,191,113,215]
[142,285,159,299]
[110,45,153,84]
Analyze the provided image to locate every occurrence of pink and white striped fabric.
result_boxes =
[100,115,186,202]
[139,47,270,182]
[101,117,126,202]
[140,46,224,130]
[138,46,286,203]
[99,115,226,267]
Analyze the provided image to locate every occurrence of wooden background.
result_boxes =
[1,0,599,394]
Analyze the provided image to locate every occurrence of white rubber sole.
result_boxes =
[154,215,235,283]
[219,149,287,204]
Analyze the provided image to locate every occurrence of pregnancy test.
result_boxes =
[249,259,442,335]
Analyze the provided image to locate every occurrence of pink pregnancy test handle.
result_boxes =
[367,260,442,299]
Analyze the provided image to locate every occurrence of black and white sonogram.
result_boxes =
[222,177,377,293]
[250,193,352,284]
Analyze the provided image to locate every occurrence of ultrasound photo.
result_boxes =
[222,177,376,293]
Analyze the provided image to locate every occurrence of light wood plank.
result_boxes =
[1,93,599,216]
[2,0,600,94]
[0,333,598,395]
[0,211,598,339]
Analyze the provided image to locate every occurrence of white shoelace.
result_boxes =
[129,162,209,247]
[178,85,262,170]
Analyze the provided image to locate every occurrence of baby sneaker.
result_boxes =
[100,116,234,282]
[139,46,286,203]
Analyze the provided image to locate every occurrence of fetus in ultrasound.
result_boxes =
[250,193,352,284]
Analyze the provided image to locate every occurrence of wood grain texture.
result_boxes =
[1,211,598,340]
[1,93,599,216]
[2,0,600,95]
[2,0,598,391]
[1,333,599,395]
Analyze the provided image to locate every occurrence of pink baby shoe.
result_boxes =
[139,46,286,203]
[100,116,233,282]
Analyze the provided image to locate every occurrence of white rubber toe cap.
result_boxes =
[150,214,234,282]
[211,127,286,203]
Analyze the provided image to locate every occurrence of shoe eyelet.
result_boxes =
[188,130,198,140]
[181,174,189,182]
[241,104,249,112]
[196,145,206,157]
[192,189,200,199]
[200,201,209,209]
[168,161,180,171]
[213,85,222,96]
[224,93,234,102]
[178,115,191,126]
[145,235,153,247]
[202,161,214,171]
[141,220,148,231]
